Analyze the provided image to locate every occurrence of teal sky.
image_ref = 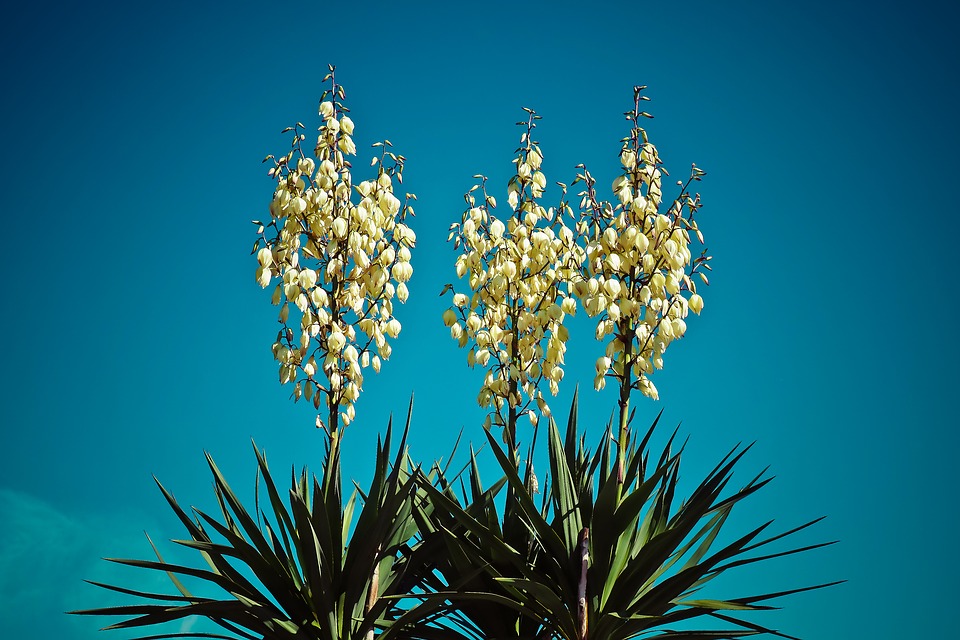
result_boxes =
[2,0,958,637]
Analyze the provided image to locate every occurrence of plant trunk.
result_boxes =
[364,543,382,640]
[577,527,589,640]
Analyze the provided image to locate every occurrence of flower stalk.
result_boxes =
[444,109,582,461]
[254,64,416,444]
[573,85,710,497]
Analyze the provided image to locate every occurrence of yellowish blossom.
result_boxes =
[443,109,584,449]
[572,86,710,405]
[253,65,415,432]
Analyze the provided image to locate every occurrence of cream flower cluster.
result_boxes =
[254,68,415,430]
[573,88,709,400]
[444,114,582,432]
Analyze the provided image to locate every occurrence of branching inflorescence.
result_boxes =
[254,65,416,436]
[443,109,585,453]
[572,85,710,481]
[444,89,710,469]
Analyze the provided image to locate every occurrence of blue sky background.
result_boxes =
[2,0,958,637]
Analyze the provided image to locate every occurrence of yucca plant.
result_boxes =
[71,73,837,640]
[71,404,446,640]
[406,391,839,640]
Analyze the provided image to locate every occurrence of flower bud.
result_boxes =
[296,293,309,313]
[338,135,357,156]
[607,302,621,321]
[674,318,687,336]
[386,318,402,338]
[376,192,398,216]
[528,147,543,170]
[442,309,457,327]
[603,279,621,298]
[508,188,519,210]
[397,222,416,245]
[635,232,650,253]
[391,262,413,283]
[595,356,611,374]
[298,157,315,175]
[688,293,704,315]
[343,344,359,363]
[547,303,563,322]
[466,313,482,333]
[256,266,272,288]
[650,272,665,290]
[659,317,674,339]
[476,348,491,366]
[638,377,659,401]
[665,274,680,295]
[490,218,505,241]
[344,382,360,402]
[603,227,618,248]
[298,269,318,290]
[655,214,671,234]
[635,252,651,273]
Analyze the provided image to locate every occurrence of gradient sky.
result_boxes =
[2,0,958,638]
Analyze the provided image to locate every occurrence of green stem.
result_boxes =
[322,405,341,500]
[507,377,519,463]
[616,325,633,496]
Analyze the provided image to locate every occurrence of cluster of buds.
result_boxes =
[572,85,709,402]
[443,109,583,447]
[253,65,416,432]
